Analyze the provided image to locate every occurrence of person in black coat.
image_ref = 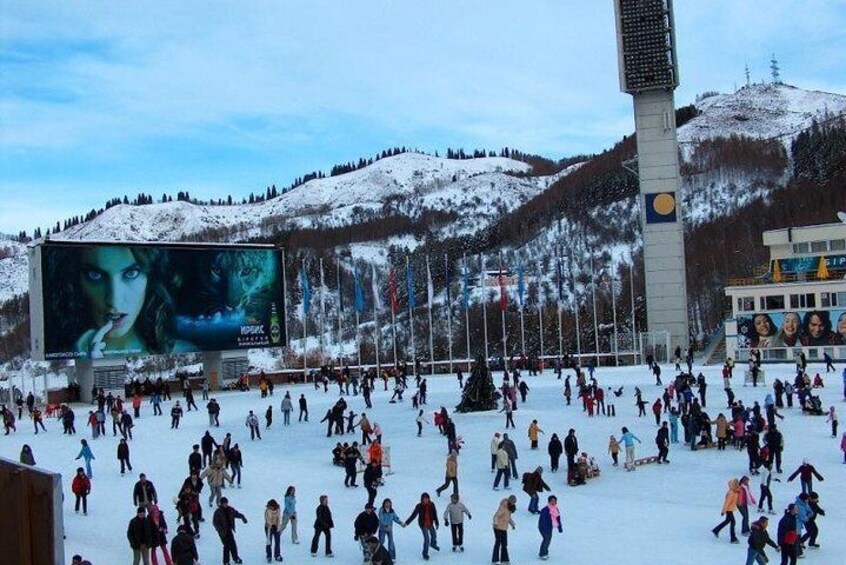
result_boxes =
[564,429,579,472]
[212,497,247,565]
[170,525,199,565]
[656,421,670,464]
[354,504,379,541]
[547,434,563,472]
[802,492,825,548]
[133,474,158,508]
[127,506,155,565]
[201,431,218,467]
[188,445,202,474]
[777,504,799,565]
[310,495,334,557]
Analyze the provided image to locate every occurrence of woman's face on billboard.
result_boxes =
[79,247,148,340]
[838,314,846,339]
[807,313,825,339]
[754,315,772,337]
[782,313,800,337]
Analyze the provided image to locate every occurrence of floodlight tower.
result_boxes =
[613,0,689,351]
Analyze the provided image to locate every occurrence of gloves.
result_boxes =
[444,521,449,526]
[468,515,472,520]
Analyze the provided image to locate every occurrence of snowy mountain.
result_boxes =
[0,236,27,302]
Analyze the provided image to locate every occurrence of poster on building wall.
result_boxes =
[736,309,846,348]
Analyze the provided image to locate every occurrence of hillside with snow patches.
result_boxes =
[2,83,845,313]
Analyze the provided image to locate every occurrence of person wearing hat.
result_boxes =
[537,495,563,561]
[802,491,825,549]
[354,503,380,558]
[787,459,824,495]
[212,497,248,565]
[521,467,550,514]
[170,525,199,565]
[777,504,799,565]
[435,451,459,498]
[310,494,334,558]
[746,515,779,565]
[127,506,155,565]
[492,495,517,564]
[444,493,472,552]
[404,492,440,560]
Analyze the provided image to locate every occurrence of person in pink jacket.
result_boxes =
[840,431,846,464]
[737,475,756,535]
[733,418,746,449]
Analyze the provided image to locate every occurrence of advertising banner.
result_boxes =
[736,309,846,349]
[39,243,285,360]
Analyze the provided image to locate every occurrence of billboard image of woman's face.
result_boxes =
[737,308,844,349]
[41,243,284,360]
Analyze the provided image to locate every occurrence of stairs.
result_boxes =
[701,325,727,366]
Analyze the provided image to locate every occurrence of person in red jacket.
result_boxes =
[787,459,824,495]
[652,399,663,426]
[72,467,91,515]
[404,492,440,560]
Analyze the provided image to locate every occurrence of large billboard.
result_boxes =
[30,242,285,360]
[736,309,846,349]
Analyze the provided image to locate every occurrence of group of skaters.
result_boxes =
[6,348,844,565]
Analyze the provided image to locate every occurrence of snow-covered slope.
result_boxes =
[678,83,846,144]
[0,236,28,301]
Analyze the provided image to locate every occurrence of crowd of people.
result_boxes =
[4,350,844,565]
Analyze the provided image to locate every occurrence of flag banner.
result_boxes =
[301,265,311,316]
[354,265,365,313]
[371,264,383,312]
[389,267,398,314]
[517,261,525,308]
[319,260,325,314]
[426,256,434,306]
[337,262,344,312]
[407,260,416,309]
[556,255,564,304]
[461,259,470,311]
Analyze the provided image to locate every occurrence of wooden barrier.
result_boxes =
[0,457,64,565]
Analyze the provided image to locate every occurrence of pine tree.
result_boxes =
[455,355,498,413]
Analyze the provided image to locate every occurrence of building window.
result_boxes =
[810,241,828,253]
[738,296,755,312]
[792,242,810,254]
[830,239,845,251]
[789,293,816,309]
[761,295,785,310]
[824,291,846,307]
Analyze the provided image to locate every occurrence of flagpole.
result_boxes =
[318,257,325,363]
[499,252,507,365]
[556,253,563,360]
[337,260,344,362]
[407,255,416,364]
[571,260,582,361]
[480,254,489,364]
[590,253,599,357]
[356,309,362,371]
[537,263,544,370]
[611,263,619,366]
[282,248,289,350]
[302,259,308,379]
[629,261,637,363]
[390,267,398,368]
[372,265,381,376]
[519,262,526,359]
[391,305,398,368]
[445,253,453,374]
[426,255,435,375]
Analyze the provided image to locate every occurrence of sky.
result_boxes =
[2,1,845,235]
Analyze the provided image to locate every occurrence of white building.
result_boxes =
[724,221,846,362]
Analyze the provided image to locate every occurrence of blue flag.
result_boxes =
[517,261,525,308]
[354,265,365,313]
[301,265,311,315]
[462,259,470,310]
[406,260,416,309]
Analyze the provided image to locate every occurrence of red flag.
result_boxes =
[498,267,507,311]
[389,267,398,314]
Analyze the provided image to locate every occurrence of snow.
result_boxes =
[1,362,843,564]
[0,236,28,304]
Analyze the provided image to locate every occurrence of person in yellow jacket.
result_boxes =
[528,420,545,450]
[608,435,620,467]
[492,495,516,564]
[711,478,741,543]
[435,451,459,498]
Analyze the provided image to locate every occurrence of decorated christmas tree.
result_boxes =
[455,354,498,412]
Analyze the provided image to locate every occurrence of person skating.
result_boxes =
[280,391,293,425]
[281,485,299,544]
[499,433,519,480]
[489,432,501,473]
[711,478,741,543]
[435,451,459,498]
[310,494,334,557]
[786,459,824,494]
[364,460,381,507]
[75,438,95,478]
[521,466,550,514]
[200,461,233,508]
[746,516,779,565]
[656,421,670,464]
[72,467,91,515]
[207,399,221,427]
[500,398,515,429]
[264,499,284,563]
[298,393,308,422]
[32,406,47,434]
[213,497,247,565]
[146,504,172,565]
[378,498,404,560]
[120,410,135,440]
[265,405,273,429]
[608,435,620,466]
[404,492,440,560]
[246,410,262,440]
[777,504,799,565]
[825,406,838,437]
[491,495,516,565]
[738,475,756,535]
[176,485,202,539]
[133,473,158,509]
[343,442,364,487]
[493,444,511,491]
[547,433,562,472]
[228,444,243,488]
[169,525,198,565]
[127,506,156,565]
[802,491,825,549]
[187,445,201,475]
[20,444,35,466]
[564,429,578,473]
[537,495,563,561]
[170,402,183,429]
[354,503,380,558]
[444,493,471,552]
[118,438,133,475]
[201,431,218,467]
[618,427,641,471]
[757,462,779,515]
[527,420,544,450]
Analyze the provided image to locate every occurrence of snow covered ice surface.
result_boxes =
[1,363,844,564]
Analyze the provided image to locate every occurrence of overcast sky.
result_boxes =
[2,1,844,234]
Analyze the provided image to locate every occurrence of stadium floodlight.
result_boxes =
[614,0,679,93]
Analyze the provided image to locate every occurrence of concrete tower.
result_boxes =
[613,0,689,349]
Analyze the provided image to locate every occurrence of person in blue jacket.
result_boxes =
[619,427,642,470]
[537,495,563,560]
[377,498,404,560]
[75,439,95,478]
[793,493,813,558]
[668,409,680,443]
